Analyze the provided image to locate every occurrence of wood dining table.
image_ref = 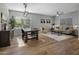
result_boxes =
[23,28,39,43]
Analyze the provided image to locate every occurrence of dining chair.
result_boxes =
[21,29,25,40]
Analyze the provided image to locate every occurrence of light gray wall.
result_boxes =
[55,16,60,25]
[0,4,9,19]
[9,10,24,19]
[0,4,9,30]
[55,11,78,26]
[9,10,54,29]
[26,13,54,29]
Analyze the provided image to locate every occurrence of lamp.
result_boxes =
[74,25,78,29]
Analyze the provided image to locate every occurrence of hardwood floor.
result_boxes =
[0,33,78,55]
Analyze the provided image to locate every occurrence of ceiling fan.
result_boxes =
[23,3,29,16]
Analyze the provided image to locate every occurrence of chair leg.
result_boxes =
[22,35,24,40]
[24,35,28,43]
[36,37,38,40]
[25,40,28,43]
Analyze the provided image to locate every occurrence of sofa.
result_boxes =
[51,25,78,36]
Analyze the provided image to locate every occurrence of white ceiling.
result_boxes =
[5,3,79,16]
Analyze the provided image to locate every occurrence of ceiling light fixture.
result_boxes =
[56,11,63,16]
[23,3,29,16]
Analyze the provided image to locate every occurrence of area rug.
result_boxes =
[42,32,74,41]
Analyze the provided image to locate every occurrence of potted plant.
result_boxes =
[9,16,16,39]
[9,16,16,29]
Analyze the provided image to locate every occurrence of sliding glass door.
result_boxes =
[14,16,30,28]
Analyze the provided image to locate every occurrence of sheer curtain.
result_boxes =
[14,16,30,36]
